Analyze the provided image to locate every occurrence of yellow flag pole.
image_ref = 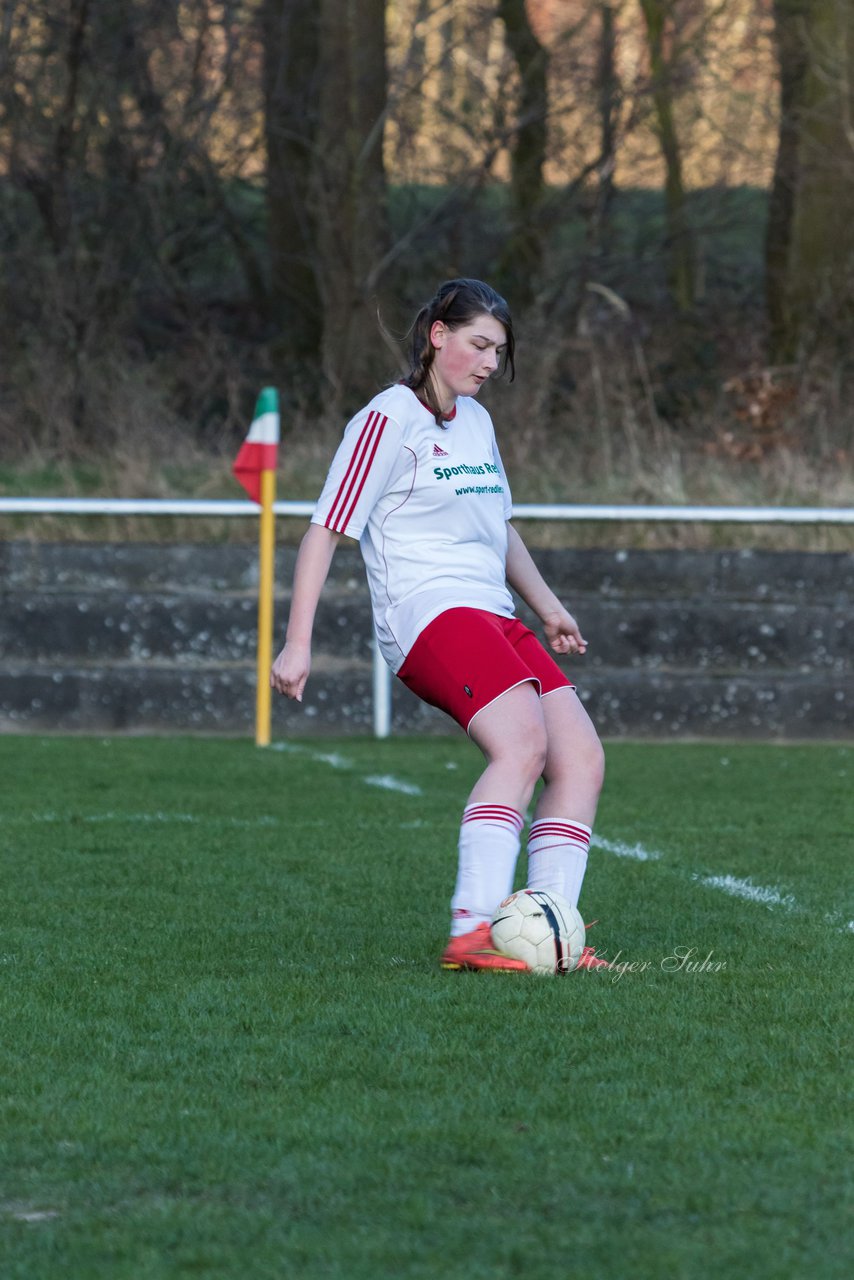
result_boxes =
[255,466,277,747]
[233,386,280,747]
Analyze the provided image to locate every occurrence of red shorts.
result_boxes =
[397,607,575,734]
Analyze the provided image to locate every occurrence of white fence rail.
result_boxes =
[2,497,852,738]
[2,497,854,523]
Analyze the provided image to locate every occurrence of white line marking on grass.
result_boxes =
[592,835,663,862]
[270,742,425,797]
[364,774,423,796]
[20,811,278,829]
[592,836,852,935]
[312,752,355,770]
[270,742,355,770]
[23,810,201,825]
[267,753,849,929]
[823,912,854,934]
[693,873,798,912]
[90,811,199,825]
[271,742,352,764]
[2,1203,60,1223]
[694,874,853,936]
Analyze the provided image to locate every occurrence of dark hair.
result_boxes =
[403,278,515,424]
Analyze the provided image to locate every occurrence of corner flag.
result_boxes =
[232,387,280,503]
[233,387,280,747]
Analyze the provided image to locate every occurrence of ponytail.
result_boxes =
[402,278,515,425]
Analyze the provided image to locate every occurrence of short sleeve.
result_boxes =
[312,404,402,538]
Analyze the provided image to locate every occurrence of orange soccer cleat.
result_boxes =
[440,922,530,972]
[575,946,612,970]
[575,921,613,970]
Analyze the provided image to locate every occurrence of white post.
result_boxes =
[372,636,392,739]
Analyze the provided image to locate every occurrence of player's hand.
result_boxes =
[542,607,588,656]
[270,641,311,702]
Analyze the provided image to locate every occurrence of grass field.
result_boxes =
[1,735,851,1279]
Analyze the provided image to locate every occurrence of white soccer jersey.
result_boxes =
[312,383,515,672]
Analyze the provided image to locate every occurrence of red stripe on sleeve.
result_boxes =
[325,411,383,532]
[338,415,388,530]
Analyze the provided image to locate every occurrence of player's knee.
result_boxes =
[569,725,605,796]
[519,724,549,786]
[481,724,546,792]
[544,724,605,797]
[586,734,606,797]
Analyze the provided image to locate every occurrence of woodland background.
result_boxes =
[1,0,853,519]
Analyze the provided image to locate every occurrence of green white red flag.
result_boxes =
[233,387,280,503]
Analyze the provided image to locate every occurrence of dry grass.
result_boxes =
[1,313,852,551]
[1,430,851,552]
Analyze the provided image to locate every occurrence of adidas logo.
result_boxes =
[432,443,449,457]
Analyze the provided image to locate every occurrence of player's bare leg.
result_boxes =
[441,683,546,966]
[526,686,610,969]
[467,680,547,813]
[535,686,605,826]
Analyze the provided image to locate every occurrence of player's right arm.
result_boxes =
[270,523,341,702]
[273,397,401,702]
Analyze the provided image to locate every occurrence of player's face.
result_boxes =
[429,314,508,410]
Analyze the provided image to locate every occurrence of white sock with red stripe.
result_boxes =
[449,803,524,937]
[526,818,592,909]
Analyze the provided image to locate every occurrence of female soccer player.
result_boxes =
[271,279,607,971]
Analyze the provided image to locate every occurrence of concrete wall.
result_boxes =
[1,540,851,738]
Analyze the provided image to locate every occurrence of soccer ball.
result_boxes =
[491,889,586,975]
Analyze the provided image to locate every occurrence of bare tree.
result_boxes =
[637,0,697,311]
[262,0,324,374]
[595,4,620,220]
[766,0,854,361]
[263,0,390,405]
[0,1,267,448]
[496,0,549,302]
[316,0,390,401]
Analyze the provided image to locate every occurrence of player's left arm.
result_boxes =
[505,522,587,656]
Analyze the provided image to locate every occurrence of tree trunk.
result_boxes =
[262,0,324,375]
[316,0,390,404]
[766,0,854,361]
[638,0,696,312]
[497,0,548,305]
[590,4,619,247]
[765,1,811,362]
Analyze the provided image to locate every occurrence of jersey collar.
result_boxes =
[401,382,458,423]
